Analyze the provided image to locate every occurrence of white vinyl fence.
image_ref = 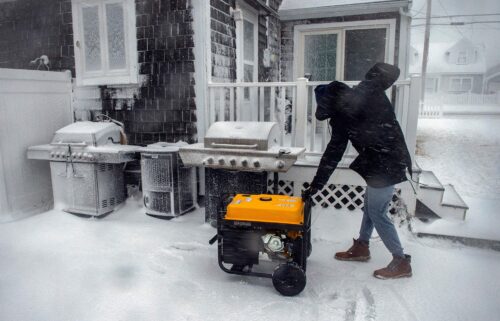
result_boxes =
[421,92,500,118]
[0,69,73,222]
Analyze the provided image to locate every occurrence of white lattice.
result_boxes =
[267,178,403,213]
[305,183,366,211]
[267,179,294,195]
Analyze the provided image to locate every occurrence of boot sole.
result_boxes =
[373,272,412,280]
[335,255,371,262]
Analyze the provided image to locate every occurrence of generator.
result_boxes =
[210,193,312,296]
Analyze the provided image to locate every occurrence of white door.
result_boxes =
[236,2,258,121]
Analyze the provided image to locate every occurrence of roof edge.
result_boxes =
[279,1,410,21]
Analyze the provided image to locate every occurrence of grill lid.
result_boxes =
[51,121,121,147]
[204,122,279,151]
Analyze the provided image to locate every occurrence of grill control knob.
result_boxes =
[72,152,77,158]
[50,152,55,158]
[204,157,214,165]
[229,158,237,166]
[77,152,82,159]
[241,159,248,167]
[275,160,285,169]
[253,160,261,168]
[218,158,225,165]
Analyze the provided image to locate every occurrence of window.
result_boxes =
[425,78,439,93]
[457,51,467,65]
[295,19,395,82]
[72,0,137,86]
[449,77,472,93]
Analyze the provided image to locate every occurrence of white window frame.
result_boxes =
[457,51,467,65]
[425,77,439,93]
[235,1,259,85]
[449,77,473,93]
[71,0,138,86]
[293,19,396,81]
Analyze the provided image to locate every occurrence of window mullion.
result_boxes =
[100,2,110,75]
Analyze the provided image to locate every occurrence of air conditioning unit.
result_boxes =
[140,142,196,218]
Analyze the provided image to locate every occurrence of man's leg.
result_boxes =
[364,185,404,257]
[334,188,373,261]
[358,188,374,242]
[364,185,412,279]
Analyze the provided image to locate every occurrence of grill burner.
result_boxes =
[27,121,139,216]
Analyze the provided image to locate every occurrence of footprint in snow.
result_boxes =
[148,248,185,274]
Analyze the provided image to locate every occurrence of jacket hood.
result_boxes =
[363,63,400,90]
[314,81,351,121]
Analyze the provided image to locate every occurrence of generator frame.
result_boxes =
[211,193,312,296]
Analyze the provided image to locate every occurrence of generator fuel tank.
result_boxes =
[225,194,304,226]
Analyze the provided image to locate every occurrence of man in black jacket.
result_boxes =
[308,63,412,279]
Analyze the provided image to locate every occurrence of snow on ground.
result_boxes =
[416,116,500,200]
[1,198,500,321]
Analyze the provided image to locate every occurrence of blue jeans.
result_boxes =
[359,185,405,258]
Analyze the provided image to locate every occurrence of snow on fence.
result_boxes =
[0,69,73,222]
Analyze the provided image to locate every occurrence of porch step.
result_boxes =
[441,184,468,209]
[416,171,468,221]
[419,170,443,191]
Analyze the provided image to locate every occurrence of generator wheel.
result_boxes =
[272,263,306,296]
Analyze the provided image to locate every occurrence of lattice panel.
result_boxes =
[266,179,403,212]
[267,179,294,195]
[302,182,365,211]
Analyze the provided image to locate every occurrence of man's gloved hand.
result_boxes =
[303,183,320,198]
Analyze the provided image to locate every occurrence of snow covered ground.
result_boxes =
[416,116,500,200]
[415,115,500,240]
[1,198,500,321]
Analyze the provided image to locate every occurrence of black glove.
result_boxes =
[303,183,320,198]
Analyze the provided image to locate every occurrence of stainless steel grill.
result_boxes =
[178,121,305,224]
[27,121,139,216]
[179,122,305,172]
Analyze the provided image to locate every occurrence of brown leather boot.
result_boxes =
[373,255,412,279]
[334,239,371,261]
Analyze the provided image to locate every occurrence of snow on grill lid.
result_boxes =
[52,121,121,146]
[204,121,280,151]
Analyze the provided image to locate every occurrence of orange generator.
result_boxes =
[209,193,312,296]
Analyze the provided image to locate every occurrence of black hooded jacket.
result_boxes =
[311,63,413,189]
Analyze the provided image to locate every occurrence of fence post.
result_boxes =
[294,77,308,149]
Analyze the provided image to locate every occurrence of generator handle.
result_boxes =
[301,191,312,230]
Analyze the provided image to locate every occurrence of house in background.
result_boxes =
[409,38,487,94]
[2,0,469,221]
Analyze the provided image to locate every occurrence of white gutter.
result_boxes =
[279,1,410,21]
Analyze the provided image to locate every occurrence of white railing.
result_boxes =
[207,77,421,160]
[425,92,500,106]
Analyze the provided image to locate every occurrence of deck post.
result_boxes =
[407,76,421,165]
[294,77,308,149]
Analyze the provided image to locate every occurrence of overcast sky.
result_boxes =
[410,0,500,67]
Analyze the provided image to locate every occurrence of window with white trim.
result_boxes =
[449,77,472,93]
[457,51,467,65]
[425,77,439,93]
[71,0,137,86]
[295,19,395,82]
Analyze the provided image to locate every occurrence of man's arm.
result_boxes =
[310,119,349,190]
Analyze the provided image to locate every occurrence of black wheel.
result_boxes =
[272,263,306,296]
